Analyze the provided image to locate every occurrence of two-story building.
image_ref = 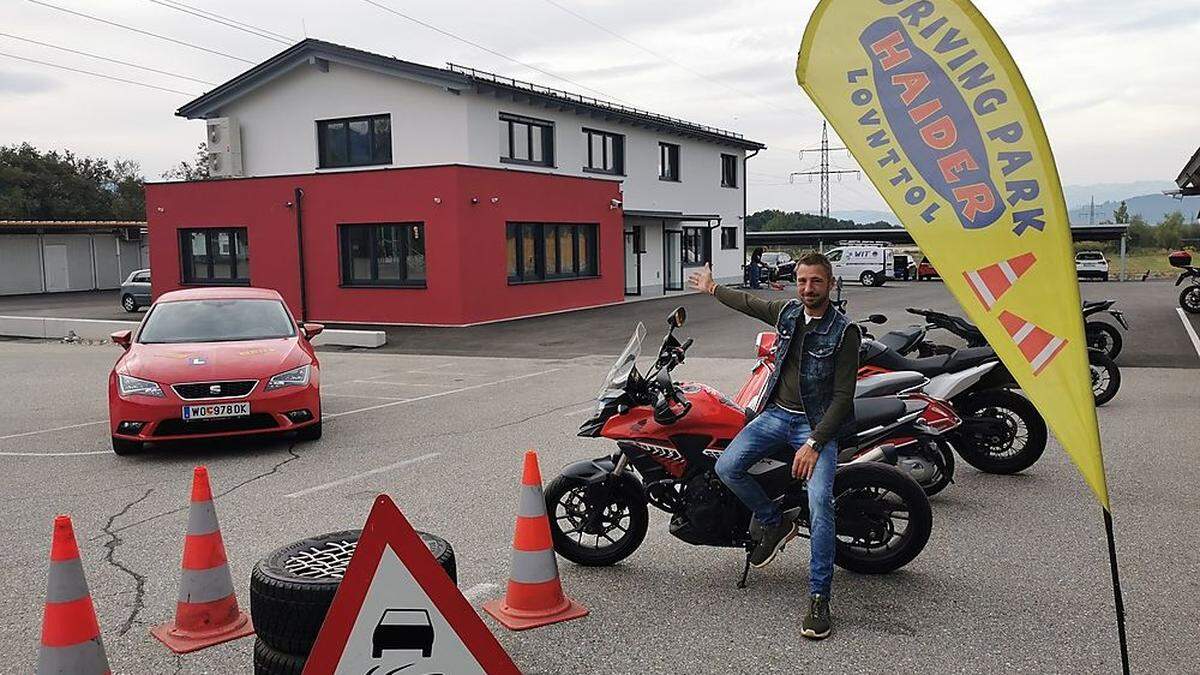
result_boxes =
[145,39,764,325]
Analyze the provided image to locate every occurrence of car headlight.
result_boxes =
[118,373,165,398]
[266,364,311,391]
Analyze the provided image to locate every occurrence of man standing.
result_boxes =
[688,252,859,640]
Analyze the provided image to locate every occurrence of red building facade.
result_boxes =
[145,165,624,326]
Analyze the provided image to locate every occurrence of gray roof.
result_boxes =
[1177,146,1200,196]
[176,39,765,151]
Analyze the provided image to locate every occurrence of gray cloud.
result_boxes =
[0,69,59,94]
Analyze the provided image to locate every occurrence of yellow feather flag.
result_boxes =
[796,0,1109,507]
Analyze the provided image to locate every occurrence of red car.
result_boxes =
[916,257,939,281]
[108,287,323,455]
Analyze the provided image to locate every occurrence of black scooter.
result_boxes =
[1082,300,1129,360]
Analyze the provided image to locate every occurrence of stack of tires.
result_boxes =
[251,530,457,674]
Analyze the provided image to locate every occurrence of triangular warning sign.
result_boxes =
[304,495,519,675]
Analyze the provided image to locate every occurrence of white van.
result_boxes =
[825,245,894,287]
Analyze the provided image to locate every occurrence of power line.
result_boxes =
[360,0,631,105]
[537,0,809,118]
[0,31,215,84]
[0,50,197,95]
[26,0,256,64]
[147,0,293,45]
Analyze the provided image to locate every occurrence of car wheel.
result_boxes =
[860,271,876,287]
[111,437,143,455]
[295,420,321,441]
[1102,272,1110,282]
[251,530,456,656]
[121,294,138,312]
[253,637,306,675]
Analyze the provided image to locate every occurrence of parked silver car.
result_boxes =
[120,269,151,312]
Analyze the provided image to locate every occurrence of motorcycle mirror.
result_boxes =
[869,314,887,324]
[667,306,687,328]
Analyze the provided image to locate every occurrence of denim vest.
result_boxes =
[759,300,855,440]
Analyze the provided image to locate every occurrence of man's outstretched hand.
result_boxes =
[688,263,716,295]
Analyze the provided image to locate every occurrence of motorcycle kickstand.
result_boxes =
[737,552,753,589]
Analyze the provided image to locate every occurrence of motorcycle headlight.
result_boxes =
[118,373,165,398]
[266,364,311,391]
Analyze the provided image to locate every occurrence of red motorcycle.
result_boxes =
[545,307,933,583]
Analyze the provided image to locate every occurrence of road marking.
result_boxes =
[285,452,440,498]
[461,582,499,603]
[322,393,410,401]
[351,380,445,387]
[325,368,560,420]
[0,420,106,442]
[0,449,111,457]
[1177,308,1200,361]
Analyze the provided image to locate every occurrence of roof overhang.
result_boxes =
[1176,146,1200,196]
[624,209,722,222]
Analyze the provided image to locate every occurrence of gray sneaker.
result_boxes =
[801,594,832,640]
[748,519,798,568]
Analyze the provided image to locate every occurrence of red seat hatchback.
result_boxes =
[108,287,322,455]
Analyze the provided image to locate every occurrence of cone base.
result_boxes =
[482,596,588,631]
[150,611,254,654]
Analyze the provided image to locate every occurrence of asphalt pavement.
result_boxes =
[0,282,1197,673]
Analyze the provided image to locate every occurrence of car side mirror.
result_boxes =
[667,306,687,328]
[111,330,132,350]
[302,323,324,340]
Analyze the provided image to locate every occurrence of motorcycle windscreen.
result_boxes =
[597,322,646,399]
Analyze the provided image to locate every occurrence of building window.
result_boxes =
[339,223,426,287]
[659,142,680,181]
[583,128,624,175]
[507,223,598,283]
[721,153,738,188]
[720,226,738,250]
[681,226,709,266]
[180,228,249,284]
[317,114,392,168]
[499,113,554,167]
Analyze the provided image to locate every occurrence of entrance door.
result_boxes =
[44,244,69,292]
[624,230,641,296]
[663,230,683,292]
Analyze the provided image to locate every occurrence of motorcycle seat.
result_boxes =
[851,397,909,432]
[942,346,996,371]
[885,353,953,377]
[878,326,924,354]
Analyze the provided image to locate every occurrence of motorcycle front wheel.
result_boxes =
[1089,348,1121,406]
[833,462,932,574]
[545,473,649,567]
[1085,321,1123,360]
[951,389,1048,474]
[1180,285,1200,314]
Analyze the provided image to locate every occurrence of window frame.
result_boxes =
[316,113,393,169]
[506,222,599,284]
[681,226,710,267]
[337,222,427,289]
[582,127,625,175]
[721,153,739,188]
[658,142,681,182]
[720,226,738,250]
[499,113,555,167]
[179,227,250,286]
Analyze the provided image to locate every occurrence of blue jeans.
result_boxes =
[714,405,838,596]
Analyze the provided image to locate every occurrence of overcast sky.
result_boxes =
[3,0,1198,214]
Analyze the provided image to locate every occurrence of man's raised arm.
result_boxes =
[687,263,786,326]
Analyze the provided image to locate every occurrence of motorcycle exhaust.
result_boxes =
[850,443,899,465]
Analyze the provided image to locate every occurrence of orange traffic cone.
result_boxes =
[999,310,1068,375]
[38,515,111,675]
[963,252,1037,309]
[484,450,589,630]
[151,466,254,653]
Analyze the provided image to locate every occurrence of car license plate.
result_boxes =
[182,402,250,420]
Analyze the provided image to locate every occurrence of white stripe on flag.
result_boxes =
[967,270,996,308]
[1031,336,1065,372]
[1012,322,1035,344]
[998,260,1018,283]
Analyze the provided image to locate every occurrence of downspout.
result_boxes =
[743,148,761,277]
[294,187,308,321]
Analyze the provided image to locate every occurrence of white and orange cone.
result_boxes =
[38,515,111,675]
[151,466,254,653]
[963,252,1037,309]
[999,310,1068,375]
[484,450,588,630]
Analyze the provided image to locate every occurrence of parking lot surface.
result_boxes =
[0,281,1197,673]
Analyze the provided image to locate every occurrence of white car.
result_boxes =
[825,245,895,287]
[1075,251,1109,281]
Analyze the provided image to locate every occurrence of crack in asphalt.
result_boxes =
[422,398,592,440]
[104,445,303,537]
[101,487,154,636]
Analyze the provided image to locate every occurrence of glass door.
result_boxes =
[624,230,641,296]
[663,230,683,292]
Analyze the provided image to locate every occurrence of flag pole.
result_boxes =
[1102,507,1130,675]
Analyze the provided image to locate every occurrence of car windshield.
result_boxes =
[138,299,296,344]
[1078,252,1103,260]
[598,323,646,398]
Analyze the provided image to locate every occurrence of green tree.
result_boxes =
[0,143,145,220]
[1113,201,1129,224]
[1126,215,1152,247]
[161,142,211,181]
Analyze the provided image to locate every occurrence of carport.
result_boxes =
[0,220,148,296]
